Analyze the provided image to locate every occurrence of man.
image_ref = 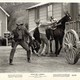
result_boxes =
[9,21,32,65]
[34,17,57,56]
[29,39,40,55]
[34,19,50,56]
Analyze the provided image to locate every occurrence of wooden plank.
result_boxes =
[0,21,1,36]
[65,20,80,38]
[39,6,47,22]
[78,3,80,14]
[53,4,62,20]
[28,9,36,31]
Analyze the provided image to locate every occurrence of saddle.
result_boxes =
[50,22,62,31]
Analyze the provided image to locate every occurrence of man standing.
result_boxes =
[9,21,32,65]
[34,20,50,56]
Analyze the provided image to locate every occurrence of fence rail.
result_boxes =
[65,20,80,38]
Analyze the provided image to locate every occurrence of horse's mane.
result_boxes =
[57,15,67,24]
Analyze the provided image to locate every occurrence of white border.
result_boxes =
[0,0,80,80]
[0,0,80,3]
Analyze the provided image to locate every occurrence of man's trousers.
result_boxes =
[9,40,31,64]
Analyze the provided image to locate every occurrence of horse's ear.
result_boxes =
[66,11,68,14]
[64,11,68,15]
[65,11,70,16]
[50,16,54,21]
[50,16,53,19]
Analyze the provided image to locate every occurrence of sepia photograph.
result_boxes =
[0,1,80,79]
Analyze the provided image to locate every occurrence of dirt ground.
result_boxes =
[0,46,80,73]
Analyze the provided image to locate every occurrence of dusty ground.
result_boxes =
[0,46,80,73]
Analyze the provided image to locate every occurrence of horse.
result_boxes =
[46,12,72,57]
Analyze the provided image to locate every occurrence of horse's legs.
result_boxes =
[50,40,53,53]
[55,39,58,57]
[58,38,63,55]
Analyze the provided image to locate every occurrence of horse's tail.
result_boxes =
[33,27,41,44]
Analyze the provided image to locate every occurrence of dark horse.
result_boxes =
[46,12,72,57]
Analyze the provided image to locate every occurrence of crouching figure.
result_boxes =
[9,22,32,65]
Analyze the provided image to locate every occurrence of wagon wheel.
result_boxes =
[63,29,80,64]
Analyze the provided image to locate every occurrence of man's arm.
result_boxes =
[9,30,14,40]
[24,29,33,47]
[9,30,15,47]
[24,28,32,42]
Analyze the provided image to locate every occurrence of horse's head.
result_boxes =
[64,11,72,22]
[56,11,72,30]
[49,16,54,22]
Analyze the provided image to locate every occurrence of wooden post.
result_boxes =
[70,3,78,20]
[6,38,8,46]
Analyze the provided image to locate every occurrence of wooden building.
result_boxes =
[0,6,10,46]
[27,3,80,33]
[0,6,10,37]
[27,2,63,33]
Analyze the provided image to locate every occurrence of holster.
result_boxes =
[11,40,15,47]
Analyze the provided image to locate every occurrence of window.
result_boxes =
[47,4,53,20]
[35,8,39,20]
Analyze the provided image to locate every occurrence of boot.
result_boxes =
[9,59,13,65]
[27,58,31,63]
[27,50,31,63]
